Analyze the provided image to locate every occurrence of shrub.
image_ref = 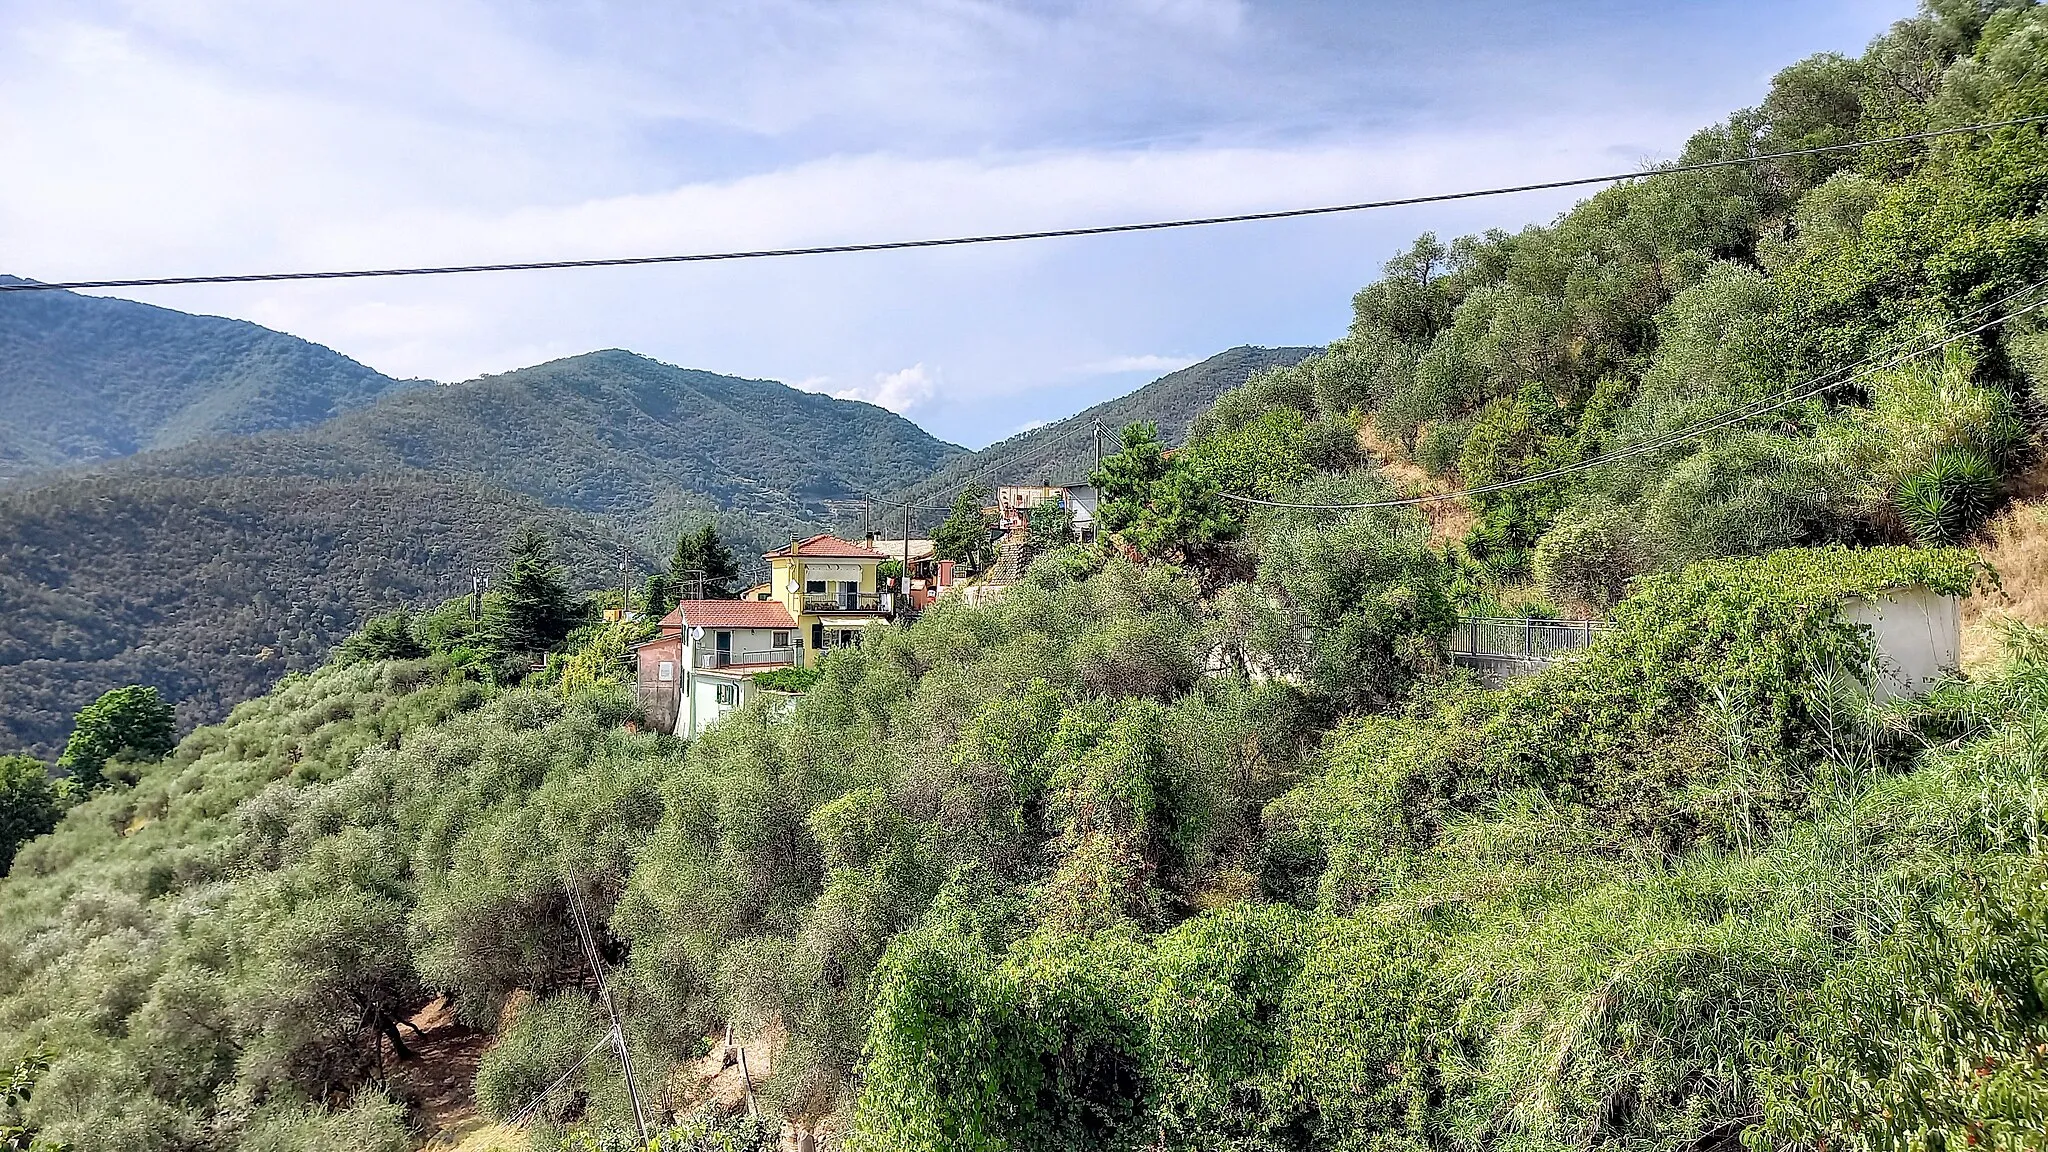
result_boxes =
[1896,447,2002,545]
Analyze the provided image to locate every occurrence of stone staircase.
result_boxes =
[987,532,1027,584]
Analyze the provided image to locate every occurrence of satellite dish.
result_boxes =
[787,579,800,592]
[688,626,704,641]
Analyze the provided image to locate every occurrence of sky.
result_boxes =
[0,0,1919,448]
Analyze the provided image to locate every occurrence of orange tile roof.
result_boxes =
[764,533,888,560]
[663,600,798,629]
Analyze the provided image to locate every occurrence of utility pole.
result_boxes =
[1093,418,1105,473]
[564,882,649,1145]
[618,545,631,619]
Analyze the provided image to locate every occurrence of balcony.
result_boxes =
[1448,617,1608,684]
[694,646,796,670]
[800,592,893,616]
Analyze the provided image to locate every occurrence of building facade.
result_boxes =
[764,534,895,657]
[634,599,800,737]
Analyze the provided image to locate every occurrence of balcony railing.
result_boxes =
[801,593,892,615]
[1449,617,1608,663]
[695,646,796,670]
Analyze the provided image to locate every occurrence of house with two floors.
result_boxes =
[636,534,897,736]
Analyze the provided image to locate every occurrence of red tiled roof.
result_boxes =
[668,600,797,629]
[764,533,888,560]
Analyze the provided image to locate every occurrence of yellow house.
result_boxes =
[764,534,895,662]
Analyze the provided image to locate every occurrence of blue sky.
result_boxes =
[0,0,1916,448]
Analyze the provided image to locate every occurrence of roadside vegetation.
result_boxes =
[6,3,2048,1150]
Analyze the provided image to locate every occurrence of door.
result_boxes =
[716,631,731,667]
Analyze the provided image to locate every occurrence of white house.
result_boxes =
[634,600,800,737]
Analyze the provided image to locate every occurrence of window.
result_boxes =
[715,682,739,706]
[773,630,790,648]
[805,579,827,594]
[656,660,674,683]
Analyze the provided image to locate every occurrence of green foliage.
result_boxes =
[338,611,427,663]
[934,483,997,573]
[1898,447,2004,544]
[0,472,627,758]
[1531,499,1658,611]
[561,621,650,696]
[669,523,742,600]
[1092,423,1238,562]
[0,278,417,474]
[891,347,1316,510]
[1241,473,1457,714]
[489,523,584,658]
[56,685,175,790]
[751,666,823,694]
[0,757,62,876]
[1022,498,1075,560]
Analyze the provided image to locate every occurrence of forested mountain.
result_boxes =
[0,474,627,758]
[8,6,2048,1151]
[0,278,423,477]
[887,345,1315,515]
[121,350,966,531]
[0,341,962,754]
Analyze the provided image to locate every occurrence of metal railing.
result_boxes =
[801,593,891,614]
[695,646,796,669]
[1449,617,1608,663]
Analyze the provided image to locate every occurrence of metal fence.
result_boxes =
[1449,617,1608,663]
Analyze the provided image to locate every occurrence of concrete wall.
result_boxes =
[1844,587,1961,701]
[634,636,683,732]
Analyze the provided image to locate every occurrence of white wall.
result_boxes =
[684,626,794,667]
[1844,588,1961,701]
[684,673,750,736]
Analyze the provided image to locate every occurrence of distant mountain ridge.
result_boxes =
[116,349,968,529]
[885,345,1318,519]
[0,277,424,477]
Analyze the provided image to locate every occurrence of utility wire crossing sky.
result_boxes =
[6,116,2041,296]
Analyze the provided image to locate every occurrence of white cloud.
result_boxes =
[1077,354,1201,376]
[835,364,937,414]
[0,0,1913,445]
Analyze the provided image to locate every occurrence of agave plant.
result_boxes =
[1894,448,2000,545]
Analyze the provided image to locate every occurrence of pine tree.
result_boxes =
[668,522,741,599]
[489,523,580,656]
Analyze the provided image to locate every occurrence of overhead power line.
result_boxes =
[1219,276,2048,512]
[4,114,2046,295]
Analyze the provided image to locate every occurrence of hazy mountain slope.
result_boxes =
[0,278,423,477]
[888,345,1317,515]
[0,473,629,758]
[127,350,967,528]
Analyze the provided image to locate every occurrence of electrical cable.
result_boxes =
[1219,275,2048,511]
[4,114,2044,295]
[510,1030,616,1126]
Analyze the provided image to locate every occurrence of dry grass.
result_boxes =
[1963,495,2048,671]
[1356,417,1475,546]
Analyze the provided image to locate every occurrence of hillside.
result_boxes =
[0,278,423,478]
[8,6,2048,1151]
[886,345,1315,514]
[0,474,627,758]
[123,350,968,530]
[0,342,966,753]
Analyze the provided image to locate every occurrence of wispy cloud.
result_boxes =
[1076,354,1201,376]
